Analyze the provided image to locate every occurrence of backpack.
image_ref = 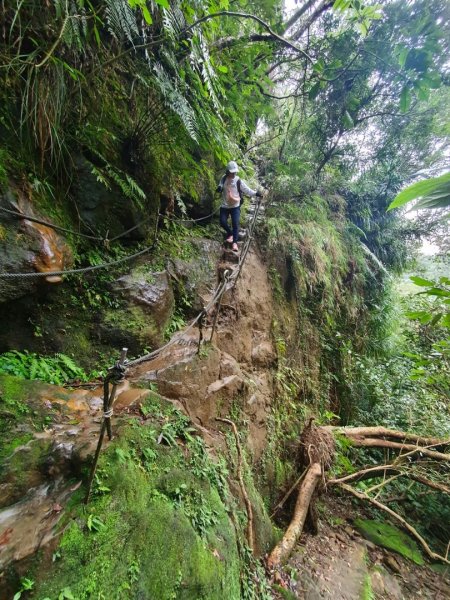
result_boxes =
[219,175,244,204]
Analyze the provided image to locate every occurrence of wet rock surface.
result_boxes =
[0,186,72,303]
[0,375,158,582]
[101,267,174,351]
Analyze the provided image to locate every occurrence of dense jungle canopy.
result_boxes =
[0,0,449,598]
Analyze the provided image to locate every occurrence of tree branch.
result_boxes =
[283,0,318,34]
[325,426,449,448]
[329,464,450,496]
[292,1,333,41]
[267,463,322,568]
[348,437,450,461]
[186,11,314,62]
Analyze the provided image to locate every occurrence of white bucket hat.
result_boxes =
[226,160,239,173]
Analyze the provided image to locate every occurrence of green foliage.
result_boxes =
[0,351,89,385]
[388,172,450,211]
[33,397,243,599]
[13,577,35,600]
[354,519,424,565]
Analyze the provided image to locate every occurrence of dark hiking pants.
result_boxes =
[220,206,240,243]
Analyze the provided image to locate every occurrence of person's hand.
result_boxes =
[216,185,223,193]
[256,190,263,198]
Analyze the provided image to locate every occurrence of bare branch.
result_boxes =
[267,463,322,568]
[270,469,308,517]
[348,437,450,461]
[185,11,314,62]
[292,1,334,41]
[283,0,318,34]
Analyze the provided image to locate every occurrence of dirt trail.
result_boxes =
[129,241,275,459]
[276,497,450,600]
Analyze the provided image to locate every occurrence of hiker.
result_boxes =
[216,161,262,251]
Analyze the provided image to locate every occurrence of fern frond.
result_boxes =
[153,63,198,142]
[105,0,139,46]
[162,5,187,40]
[57,353,83,375]
[54,0,87,52]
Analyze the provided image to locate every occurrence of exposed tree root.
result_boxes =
[338,482,450,565]
[216,417,254,552]
[267,462,322,569]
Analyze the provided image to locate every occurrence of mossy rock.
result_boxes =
[33,418,241,599]
[102,304,162,353]
[354,519,424,565]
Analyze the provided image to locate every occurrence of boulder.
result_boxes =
[251,340,276,368]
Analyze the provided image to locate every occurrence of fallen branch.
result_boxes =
[348,438,450,461]
[338,483,450,565]
[409,473,450,495]
[325,426,449,448]
[216,418,254,552]
[329,464,399,485]
[270,469,307,518]
[267,462,322,569]
[329,465,450,494]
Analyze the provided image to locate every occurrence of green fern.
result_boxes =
[55,0,87,51]
[57,353,84,376]
[0,351,89,385]
[153,63,198,141]
[105,0,139,46]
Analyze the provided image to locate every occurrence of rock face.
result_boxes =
[167,238,223,313]
[71,155,152,240]
[0,186,73,303]
[102,267,174,352]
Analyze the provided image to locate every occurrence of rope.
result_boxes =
[0,206,103,241]
[126,273,230,367]
[106,213,154,242]
[0,244,156,279]
[103,408,113,418]
[158,205,220,224]
[0,205,155,244]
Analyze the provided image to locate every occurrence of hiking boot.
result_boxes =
[225,235,233,243]
[232,243,239,252]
